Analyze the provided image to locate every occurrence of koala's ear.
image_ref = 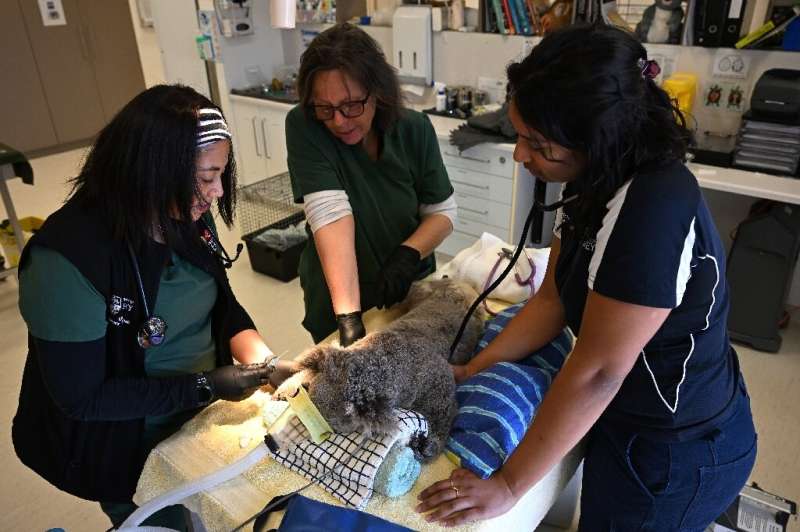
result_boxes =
[298,345,334,371]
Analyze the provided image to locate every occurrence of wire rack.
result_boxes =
[237,172,304,237]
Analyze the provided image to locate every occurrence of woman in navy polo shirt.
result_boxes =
[418,24,756,530]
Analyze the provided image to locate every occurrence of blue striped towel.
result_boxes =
[446,303,572,479]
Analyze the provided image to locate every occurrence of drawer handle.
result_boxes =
[444,151,491,164]
[252,117,261,157]
[459,206,489,216]
[455,181,490,191]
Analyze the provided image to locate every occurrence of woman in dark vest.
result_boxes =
[13,85,275,530]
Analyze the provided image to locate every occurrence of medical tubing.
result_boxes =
[447,192,578,360]
[448,202,537,360]
[118,443,270,529]
[232,435,369,531]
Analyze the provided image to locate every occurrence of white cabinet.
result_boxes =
[437,141,537,258]
[230,95,291,185]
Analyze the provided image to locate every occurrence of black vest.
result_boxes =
[12,198,253,502]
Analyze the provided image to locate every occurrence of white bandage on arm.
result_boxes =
[419,193,457,226]
[303,190,353,233]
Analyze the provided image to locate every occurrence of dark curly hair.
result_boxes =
[297,23,402,132]
[69,84,237,249]
[507,23,692,228]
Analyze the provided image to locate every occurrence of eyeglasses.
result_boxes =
[310,91,370,121]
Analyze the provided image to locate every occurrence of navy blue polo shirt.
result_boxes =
[554,160,741,441]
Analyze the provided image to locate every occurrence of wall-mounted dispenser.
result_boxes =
[214,0,254,37]
[392,6,433,86]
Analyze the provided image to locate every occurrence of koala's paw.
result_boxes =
[408,432,442,463]
[272,369,312,401]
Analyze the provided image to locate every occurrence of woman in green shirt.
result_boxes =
[287,23,456,345]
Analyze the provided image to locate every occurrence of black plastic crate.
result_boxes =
[237,173,306,282]
[242,211,306,282]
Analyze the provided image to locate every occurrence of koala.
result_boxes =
[274,279,483,461]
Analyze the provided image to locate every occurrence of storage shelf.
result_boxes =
[427,114,800,205]
[688,163,800,205]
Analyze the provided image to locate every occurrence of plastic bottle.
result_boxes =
[435,87,447,112]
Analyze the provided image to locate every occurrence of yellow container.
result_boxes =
[662,72,698,123]
[0,216,43,267]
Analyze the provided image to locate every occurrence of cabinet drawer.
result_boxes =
[440,142,514,179]
[455,192,510,229]
[448,166,513,205]
[453,216,509,240]
[438,230,477,258]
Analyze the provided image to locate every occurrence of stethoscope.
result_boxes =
[448,192,579,360]
[130,220,244,349]
[198,220,244,269]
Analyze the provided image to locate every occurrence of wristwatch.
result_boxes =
[196,373,214,406]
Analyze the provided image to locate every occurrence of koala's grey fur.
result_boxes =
[275,279,483,461]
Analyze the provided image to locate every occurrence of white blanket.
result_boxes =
[434,232,550,304]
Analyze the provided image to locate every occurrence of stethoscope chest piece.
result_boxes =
[138,315,167,349]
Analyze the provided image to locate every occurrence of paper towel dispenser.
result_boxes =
[392,6,433,86]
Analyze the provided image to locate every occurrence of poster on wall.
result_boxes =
[704,49,752,116]
[37,0,66,26]
[711,49,751,80]
[197,10,223,62]
[702,81,748,113]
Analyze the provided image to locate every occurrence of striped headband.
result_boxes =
[197,107,232,147]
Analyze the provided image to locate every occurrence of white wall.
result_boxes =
[280,24,532,89]
[281,25,798,137]
[215,0,286,90]
[150,0,210,96]
[656,45,800,136]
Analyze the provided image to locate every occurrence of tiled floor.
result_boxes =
[2,18,799,532]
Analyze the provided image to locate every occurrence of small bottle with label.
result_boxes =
[435,87,447,112]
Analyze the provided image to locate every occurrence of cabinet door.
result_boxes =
[264,108,289,177]
[0,1,58,152]
[77,0,146,121]
[230,100,267,186]
[18,0,106,144]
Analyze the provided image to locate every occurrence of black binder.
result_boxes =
[693,0,747,46]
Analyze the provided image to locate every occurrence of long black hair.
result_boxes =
[507,23,692,228]
[69,84,237,248]
[297,23,402,133]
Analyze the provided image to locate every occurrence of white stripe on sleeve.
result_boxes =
[303,190,353,233]
[675,218,696,307]
[419,193,457,226]
[552,185,567,239]
[588,180,633,290]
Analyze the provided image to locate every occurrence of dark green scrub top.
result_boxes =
[286,106,453,341]
[19,245,218,432]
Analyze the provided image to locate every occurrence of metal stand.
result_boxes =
[0,164,28,279]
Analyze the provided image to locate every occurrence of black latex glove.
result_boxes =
[202,363,272,402]
[378,244,421,309]
[336,311,366,347]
